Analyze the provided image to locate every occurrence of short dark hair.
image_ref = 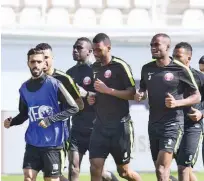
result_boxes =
[76,37,92,48]
[152,33,171,41]
[174,42,193,53]
[93,33,111,46]
[36,43,52,51]
[199,55,204,64]
[27,48,44,61]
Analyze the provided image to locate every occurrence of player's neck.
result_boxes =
[77,59,88,65]
[156,56,171,67]
[31,72,44,79]
[45,67,54,76]
[101,55,112,66]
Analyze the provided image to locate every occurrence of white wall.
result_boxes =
[1,36,204,174]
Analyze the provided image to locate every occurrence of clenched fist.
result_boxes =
[188,107,203,121]
[134,90,146,102]
[4,117,12,128]
[165,93,178,108]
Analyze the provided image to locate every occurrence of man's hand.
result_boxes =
[165,93,178,108]
[38,117,51,128]
[76,83,87,98]
[134,90,145,102]
[87,92,96,105]
[4,117,12,128]
[94,79,111,94]
[188,107,203,121]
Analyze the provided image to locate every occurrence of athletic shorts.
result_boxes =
[203,139,204,166]
[176,121,203,167]
[23,144,65,177]
[89,115,134,165]
[148,121,184,161]
[68,129,91,155]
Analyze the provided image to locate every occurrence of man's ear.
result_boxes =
[108,46,111,51]
[167,44,170,51]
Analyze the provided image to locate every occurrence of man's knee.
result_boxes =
[24,177,32,181]
[23,169,37,181]
[178,165,190,175]
[90,159,103,176]
[24,175,36,181]
[156,165,169,178]
[90,162,101,175]
[69,163,80,177]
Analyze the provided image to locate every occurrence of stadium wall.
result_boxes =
[1,34,204,174]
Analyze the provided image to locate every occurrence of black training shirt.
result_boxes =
[184,67,204,124]
[67,63,95,134]
[92,56,135,128]
[140,58,198,124]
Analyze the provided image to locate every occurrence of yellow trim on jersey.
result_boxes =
[60,149,65,173]
[174,128,183,154]
[112,58,135,86]
[173,59,198,90]
[129,120,134,154]
[56,70,80,97]
[192,133,203,166]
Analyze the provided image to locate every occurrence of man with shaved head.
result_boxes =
[135,33,201,181]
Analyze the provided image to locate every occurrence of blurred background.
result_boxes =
[1,0,204,178]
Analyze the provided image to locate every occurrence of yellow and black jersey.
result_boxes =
[140,57,198,124]
[92,56,135,128]
[66,63,95,134]
[52,69,80,100]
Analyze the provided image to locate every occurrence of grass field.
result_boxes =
[1,172,204,181]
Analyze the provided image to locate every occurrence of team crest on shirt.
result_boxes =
[38,105,53,118]
[164,72,174,81]
[104,70,112,78]
[83,76,91,85]
[28,105,54,122]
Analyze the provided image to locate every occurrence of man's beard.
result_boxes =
[30,68,43,77]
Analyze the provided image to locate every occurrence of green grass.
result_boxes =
[1,172,204,181]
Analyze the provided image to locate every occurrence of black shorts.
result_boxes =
[89,116,134,165]
[203,138,204,166]
[23,144,65,177]
[176,121,203,167]
[148,121,183,162]
[68,129,91,155]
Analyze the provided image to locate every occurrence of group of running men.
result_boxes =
[3,32,204,181]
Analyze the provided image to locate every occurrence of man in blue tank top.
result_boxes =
[4,48,79,181]
[36,42,84,181]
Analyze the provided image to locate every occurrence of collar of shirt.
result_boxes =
[26,73,47,92]
[76,60,93,67]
